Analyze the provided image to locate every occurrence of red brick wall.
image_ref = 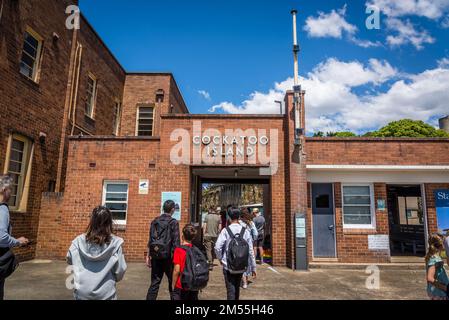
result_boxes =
[121,74,188,138]
[0,0,76,259]
[284,91,308,268]
[35,192,64,259]
[55,137,161,260]
[73,16,126,136]
[49,115,287,264]
[307,138,449,165]
[333,183,390,263]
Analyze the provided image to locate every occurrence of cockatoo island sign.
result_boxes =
[170,121,279,175]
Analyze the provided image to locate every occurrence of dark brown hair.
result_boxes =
[240,208,253,225]
[425,234,444,264]
[182,224,198,242]
[86,206,113,246]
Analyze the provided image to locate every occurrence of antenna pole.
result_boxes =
[291,9,303,148]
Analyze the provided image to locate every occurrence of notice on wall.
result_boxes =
[368,235,390,251]
[377,199,386,211]
[435,189,449,233]
[161,192,181,221]
[139,179,149,195]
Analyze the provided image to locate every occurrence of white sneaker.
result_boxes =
[242,283,248,289]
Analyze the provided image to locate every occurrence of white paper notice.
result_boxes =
[368,235,390,250]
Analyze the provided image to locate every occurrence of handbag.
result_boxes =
[0,247,19,279]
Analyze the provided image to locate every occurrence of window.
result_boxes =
[398,196,423,225]
[137,106,154,136]
[19,28,43,82]
[342,184,375,228]
[102,181,129,225]
[85,75,97,118]
[113,102,121,136]
[5,134,33,210]
[315,194,330,209]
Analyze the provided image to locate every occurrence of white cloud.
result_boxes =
[304,5,357,39]
[304,5,381,48]
[198,90,211,100]
[385,18,435,50]
[209,58,449,134]
[438,57,449,68]
[367,0,449,19]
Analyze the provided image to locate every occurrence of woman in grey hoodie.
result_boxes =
[67,206,127,300]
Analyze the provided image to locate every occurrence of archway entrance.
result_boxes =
[190,166,273,264]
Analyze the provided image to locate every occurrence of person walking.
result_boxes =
[215,208,256,300]
[425,234,449,300]
[66,206,127,300]
[239,208,258,289]
[252,208,266,264]
[172,224,208,300]
[0,175,29,300]
[146,200,180,300]
[203,208,222,270]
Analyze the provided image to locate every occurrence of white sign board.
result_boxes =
[139,179,149,195]
[368,235,390,251]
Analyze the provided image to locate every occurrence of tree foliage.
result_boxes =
[371,119,449,138]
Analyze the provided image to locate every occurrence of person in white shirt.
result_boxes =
[215,208,256,300]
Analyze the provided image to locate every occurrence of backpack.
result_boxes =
[0,204,19,280]
[226,226,249,274]
[149,217,173,260]
[180,245,209,291]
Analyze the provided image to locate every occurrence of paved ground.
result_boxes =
[3,260,428,300]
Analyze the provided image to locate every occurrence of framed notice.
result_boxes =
[435,190,449,232]
[368,235,390,251]
[161,192,181,221]
[139,179,149,195]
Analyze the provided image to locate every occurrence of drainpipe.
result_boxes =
[55,28,79,192]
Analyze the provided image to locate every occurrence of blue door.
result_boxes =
[312,184,336,258]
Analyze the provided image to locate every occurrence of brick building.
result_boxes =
[1,1,448,267]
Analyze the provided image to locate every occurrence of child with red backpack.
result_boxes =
[172,224,209,300]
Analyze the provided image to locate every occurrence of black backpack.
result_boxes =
[180,245,209,291]
[226,227,249,274]
[149,217,173,260]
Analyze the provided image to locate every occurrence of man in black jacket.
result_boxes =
[146,200,180,300]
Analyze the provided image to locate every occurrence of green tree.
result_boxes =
[334,131,357,137]
[313,131,324,137]
[371,119,449,138]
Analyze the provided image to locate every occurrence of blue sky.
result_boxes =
[79,0,449,134]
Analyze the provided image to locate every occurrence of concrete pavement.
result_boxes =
[2,260,428,300]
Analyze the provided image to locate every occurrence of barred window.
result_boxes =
[137,106,154,136]
[342,185,375,228]
[102,181,129,224]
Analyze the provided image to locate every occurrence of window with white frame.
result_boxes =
[137,106,154,136]
[102,181,128,224]
[113,102,121,135]
[85,75,97,118]
[6,134,33,210]
[342,184,375,228]
[19,28,43,82]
